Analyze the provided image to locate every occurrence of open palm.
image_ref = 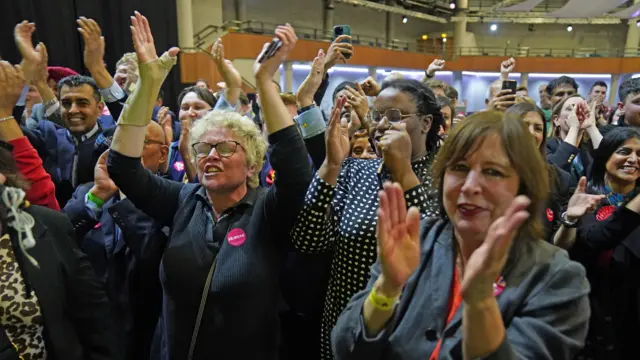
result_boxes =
[14,22,42,64]
[377,182,421,291]
[325,96,350,166]
[566,177,605,219]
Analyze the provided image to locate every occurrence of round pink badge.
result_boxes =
[227,228,246,247]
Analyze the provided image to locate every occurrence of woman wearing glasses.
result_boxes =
[106,14,312,360]
[291,78,443,359]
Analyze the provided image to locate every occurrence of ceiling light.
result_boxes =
[449,2,456,9]
[421,34,428,40]
[441,33,447,38]
[442,38,447,43]
[567,25,573,32]
[402,16,408,24]
[490,24,498,31]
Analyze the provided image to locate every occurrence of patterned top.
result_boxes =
[291,155,439,359]
[0,234,47,359]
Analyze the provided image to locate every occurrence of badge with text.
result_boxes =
[227,228,246,247]
[545,208,554,222]
[493,276,507,297]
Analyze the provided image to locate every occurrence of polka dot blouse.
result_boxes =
[291,155,439,359]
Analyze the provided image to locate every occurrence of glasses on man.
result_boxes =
[144,138,165,146]
[370,109,419,123]
[192,141,243,158]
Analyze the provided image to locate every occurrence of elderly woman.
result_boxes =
[332,111,590,360]
[292,78,443,359]
[106,13,311,360]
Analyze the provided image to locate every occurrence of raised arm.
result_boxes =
[107,11,183,225]
[0,61,59,210]
[14,22,62,126]
[553,177,604,250]
[211,38,242,107]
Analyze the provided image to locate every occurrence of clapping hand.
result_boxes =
[296,49,325,108]
[254,24,297,81]
[211,39,242,91]
[460,196,530,304]
[344,82,370,130]
[488,89,516,111]
[426,59,445,77]
[565,177,605,222]
[92,151,118,201]
[325,96,350,167]
[77,17,105,72]
[376,182,421,295]
[0,61,26,116]
[14,21,48,83]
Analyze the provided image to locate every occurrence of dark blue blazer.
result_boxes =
[64,182,168,360]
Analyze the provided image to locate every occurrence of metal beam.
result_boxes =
[335,0,448,23]
[452,12,622,24]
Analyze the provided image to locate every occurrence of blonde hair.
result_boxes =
[116,52,139,74]
[189,110,267,188]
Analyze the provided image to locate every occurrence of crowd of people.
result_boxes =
[1,9,639,360]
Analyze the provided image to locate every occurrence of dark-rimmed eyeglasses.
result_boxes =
[192,140,244,159]
[370,108,420,123]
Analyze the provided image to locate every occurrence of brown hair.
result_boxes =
[431,111,549,241]
[550,94,583,138]
[279,92,297,107]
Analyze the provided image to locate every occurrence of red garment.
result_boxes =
[429,268,462,360]
[10,136,60,211]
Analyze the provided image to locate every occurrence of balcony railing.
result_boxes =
[194,20,640,59]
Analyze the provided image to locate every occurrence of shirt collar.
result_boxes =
[195,185,261,211]
[69,122,100,143]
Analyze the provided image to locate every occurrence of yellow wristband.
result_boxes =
[368,286,400,311]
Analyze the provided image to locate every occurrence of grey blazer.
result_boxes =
[331,218,590,360]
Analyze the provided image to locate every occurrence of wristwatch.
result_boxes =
[560,212,579,228]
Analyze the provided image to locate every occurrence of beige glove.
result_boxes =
[118,51,177,127]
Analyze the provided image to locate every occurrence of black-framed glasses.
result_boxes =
[370,109,420,123]
[192,141,243,159]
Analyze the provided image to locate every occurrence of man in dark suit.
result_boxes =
[64,121,169,360]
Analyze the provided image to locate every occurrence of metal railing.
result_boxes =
[193,20,640,59]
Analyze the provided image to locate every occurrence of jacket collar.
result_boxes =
[195,185,261,212]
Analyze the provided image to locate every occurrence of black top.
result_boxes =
[571,205,640,359]
[107,125,313,360]
[541,165,576,242]
[5,204,120,360]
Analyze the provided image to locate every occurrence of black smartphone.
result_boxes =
[333,25,352,59]
[501,80,517,95]
[258,37,283,63]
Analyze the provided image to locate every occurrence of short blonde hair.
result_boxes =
[116,52,138,70]
[189,110,267,188]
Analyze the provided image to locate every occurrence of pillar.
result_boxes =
[323,0,335,37]
[234,0,247,22]
[453,0,469,56]
[453,71,463,100]
[609,74,621,107]
[385,0,395,47]
[520,73,529,88]
[625,20,640,57]
[176,0,194,48]
[284,62,293,93]
[368,66,377,78]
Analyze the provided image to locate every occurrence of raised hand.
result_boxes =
[157,106,173,143]
[14,21,48,83]
[500,57,516,76]
[211,38,242,90]
[91,151,118,201]
[296,49,325,108]
[253,24,297,81]
[325,96,350,167]
[130,11,180,64]
[0,62,26,115]
[566,177,605,221]
[376,182,421,294]
[426,59,445,77]
[77,17,105,71]
[460,196,530,304]
[580,100,597,130]
[345,82,369,128]
[324,35,353,72]
[361,76,381,97]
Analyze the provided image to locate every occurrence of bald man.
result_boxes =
[63,120,170,360]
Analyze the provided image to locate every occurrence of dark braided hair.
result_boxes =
[380,78,444,153]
